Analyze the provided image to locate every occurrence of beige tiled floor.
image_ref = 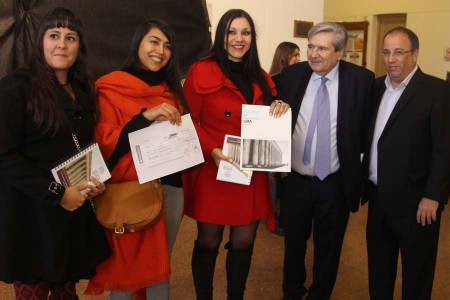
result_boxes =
[1,204,449,299]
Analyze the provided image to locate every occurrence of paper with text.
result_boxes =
[216,135,253,185]
[240,104,291,172]
[129,113,204,183]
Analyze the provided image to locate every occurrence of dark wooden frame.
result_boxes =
[293,20,314,38]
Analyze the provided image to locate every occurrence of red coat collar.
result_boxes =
[189,60,275,103]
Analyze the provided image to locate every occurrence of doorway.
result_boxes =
[375,14,407,77]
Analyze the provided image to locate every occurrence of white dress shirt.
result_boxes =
[369,65,418,184]
[292,63,340,176]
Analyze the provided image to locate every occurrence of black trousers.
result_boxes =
[366,182,441,300]
[281,171,350,300]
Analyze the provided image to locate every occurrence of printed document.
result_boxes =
[216,135,253,185]
[129,113,204,183]
[240,104,291,172]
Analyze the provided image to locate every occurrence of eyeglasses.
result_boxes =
[381,49,414,57]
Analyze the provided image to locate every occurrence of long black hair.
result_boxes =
[125,17,189,113]
[28,7,95,136]
[209,9,273,105]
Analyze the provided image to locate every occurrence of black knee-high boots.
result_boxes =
[225,242,255,300]
[192,240,219,300]
[192,241,255,300]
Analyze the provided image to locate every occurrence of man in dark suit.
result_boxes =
[363,27,450,300]
[279,22,374,299]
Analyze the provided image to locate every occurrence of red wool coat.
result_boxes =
[183,59,276,225]
[86,71,178,294]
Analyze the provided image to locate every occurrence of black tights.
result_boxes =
[196,220,260,249]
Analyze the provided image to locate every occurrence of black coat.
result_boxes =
[362,68,450,216]
[0,69,110,283]
[279,60,374,212]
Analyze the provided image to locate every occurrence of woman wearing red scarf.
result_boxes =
[85,18,188,300]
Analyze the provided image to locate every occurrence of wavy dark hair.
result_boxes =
[28,7,95,136]
[208,9,273,105]
[125,17,189,113]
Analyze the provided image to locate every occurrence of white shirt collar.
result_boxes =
[312,61,340,83]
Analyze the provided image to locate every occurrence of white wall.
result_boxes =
[206,0,324,72]
[324,0,450,80]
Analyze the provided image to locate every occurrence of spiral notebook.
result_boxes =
[51,142,111,188]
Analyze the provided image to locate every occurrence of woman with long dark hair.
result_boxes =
[183,9,289,300]
[85,18,188,300]
[0,7,110,300]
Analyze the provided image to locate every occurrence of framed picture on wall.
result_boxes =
[293,20,314,38]
[338,21,369,68]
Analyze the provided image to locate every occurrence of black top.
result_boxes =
[271,73,281,99]
[228,60,254,104]
[109,66,182,187]
[0,69,110,283]
[123,65,160,86]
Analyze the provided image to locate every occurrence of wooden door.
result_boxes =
[375,14,407,77]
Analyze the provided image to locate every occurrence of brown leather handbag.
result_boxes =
[93,180,163,237]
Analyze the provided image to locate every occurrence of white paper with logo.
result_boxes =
[240,104,291,172]
[129,113,204,184]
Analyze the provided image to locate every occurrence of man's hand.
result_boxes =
[416,197,439,226]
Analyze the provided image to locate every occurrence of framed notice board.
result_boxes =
[338,21,369,68]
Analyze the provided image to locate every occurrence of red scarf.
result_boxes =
[94,71,182,182]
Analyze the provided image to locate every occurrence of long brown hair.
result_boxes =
[269,42,299,76]
[27,7,94,136]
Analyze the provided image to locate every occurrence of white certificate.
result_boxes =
[240,104,291,172]
[129,113,204,183]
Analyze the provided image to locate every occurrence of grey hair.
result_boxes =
[308,22,348,52]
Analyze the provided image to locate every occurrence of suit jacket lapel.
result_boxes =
[285,64,313,133]
[383,68,423,132]
[367,77,386,147]
[336,63,349,138]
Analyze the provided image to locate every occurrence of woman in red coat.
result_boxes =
[183,9,289,300]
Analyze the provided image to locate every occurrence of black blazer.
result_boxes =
[362,68,450,216]
[279,60,374,212]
